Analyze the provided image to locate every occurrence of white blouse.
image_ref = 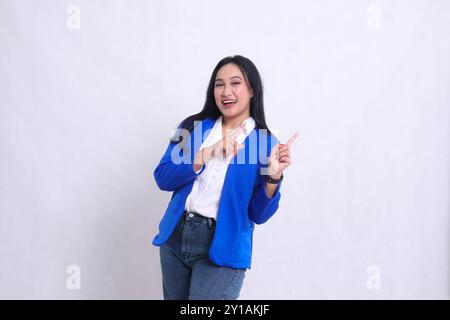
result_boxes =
[184,116,256,220]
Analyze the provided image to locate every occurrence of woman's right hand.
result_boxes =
[193,123,246,171]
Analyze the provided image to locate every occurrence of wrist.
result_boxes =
[269,172,282,180]
[266,173,283,184]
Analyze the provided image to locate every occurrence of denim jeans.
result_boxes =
[159,211,246,300]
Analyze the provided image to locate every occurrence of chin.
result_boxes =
[222,110,238,118]
[222,105,240,113]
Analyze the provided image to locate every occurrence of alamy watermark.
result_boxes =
[366,265,381,290]
[66,5,81,30]
[168,121,281,175]
[66,265,81,290]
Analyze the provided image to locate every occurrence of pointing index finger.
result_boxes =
[227,122,246,138]
[286,132,299,147]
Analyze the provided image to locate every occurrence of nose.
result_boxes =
[221,84,233,97]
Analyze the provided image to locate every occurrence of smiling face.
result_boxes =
[214,63,254,122]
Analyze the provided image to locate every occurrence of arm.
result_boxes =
[154,119,245,191]
[154,140,205,192]
[248,133,282,224]
[248,165,283,224]
[264,172,282,198]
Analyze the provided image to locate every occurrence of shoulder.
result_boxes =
[173,116,215,131]
[202,117,216,126]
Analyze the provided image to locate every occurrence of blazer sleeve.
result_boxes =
[153,128,205,192]
[248,135,283,224]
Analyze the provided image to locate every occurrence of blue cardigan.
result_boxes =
[152,117,282,269]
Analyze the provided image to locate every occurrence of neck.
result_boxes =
[222,112,251,129]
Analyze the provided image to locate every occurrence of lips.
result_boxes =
[221,99,237,108]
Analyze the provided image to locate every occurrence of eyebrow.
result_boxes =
[215,76,243,82]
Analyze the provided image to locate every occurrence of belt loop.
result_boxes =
[207,218,212,229]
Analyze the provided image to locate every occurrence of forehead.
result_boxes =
[215,63,243,79]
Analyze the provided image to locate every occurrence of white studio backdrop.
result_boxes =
[0,0,448,299]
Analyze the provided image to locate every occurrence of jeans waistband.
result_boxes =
[183,210,215,229]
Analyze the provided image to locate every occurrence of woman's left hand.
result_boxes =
[267,133,299,178]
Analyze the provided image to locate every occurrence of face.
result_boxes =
[214,63,253,120]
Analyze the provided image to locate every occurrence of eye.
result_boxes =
[215,83,223,87]
[232,82,240,86]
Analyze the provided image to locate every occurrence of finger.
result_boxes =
[224,126,245,149]
[286,132,299,147]
[231,138,243,150]
[230,139,244,157]
[224,137,237,154]
[227,123,246,139]
[279,149,290,157]
[236,143,244,155]
[233,139,240,156]
[281,160,292,168]
[279,156,292,166]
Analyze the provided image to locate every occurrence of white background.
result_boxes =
[0,0,448,299]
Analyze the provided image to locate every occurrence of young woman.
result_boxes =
[152,55,298,300]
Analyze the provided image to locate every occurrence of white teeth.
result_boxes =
[222,100,237,104]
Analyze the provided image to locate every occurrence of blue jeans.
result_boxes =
[159,211,246,300]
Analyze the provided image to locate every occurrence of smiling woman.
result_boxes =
[152,55,298,300]
[214,67,254,120]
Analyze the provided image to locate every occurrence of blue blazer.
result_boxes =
[152,117,282,269]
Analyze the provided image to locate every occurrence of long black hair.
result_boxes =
[175,55,272,137]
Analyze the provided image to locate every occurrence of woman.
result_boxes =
[152,55,298,300]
